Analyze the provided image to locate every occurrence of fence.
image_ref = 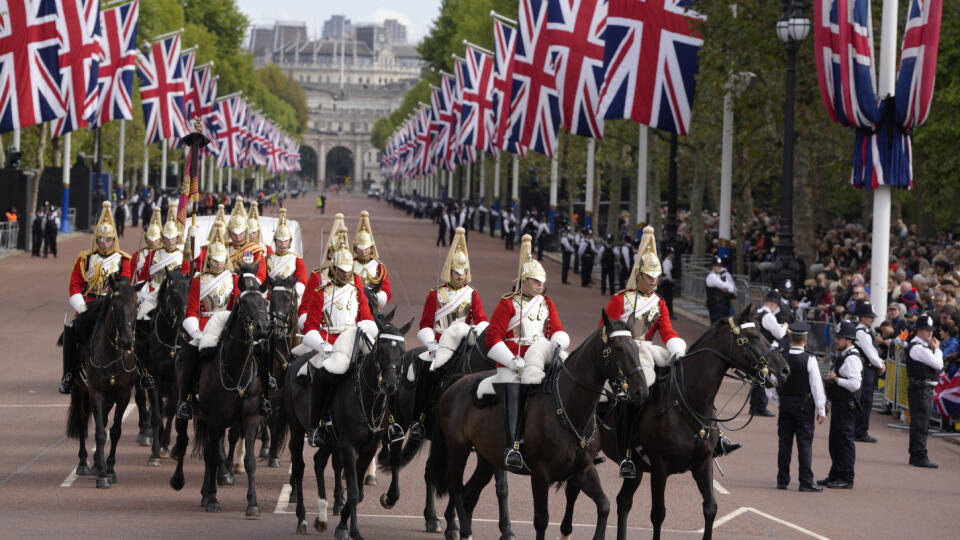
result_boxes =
[679,254,768,315]
[0,222,18,251]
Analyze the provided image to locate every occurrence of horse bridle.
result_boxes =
[152,285,185,359]
[268,286,298,371]
[356,328,404,433]
[219,292,270,398]
[89,290,138,374]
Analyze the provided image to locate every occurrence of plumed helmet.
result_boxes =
[145,207,163,242]
[204,224,230,272]
[227,196,247,235]
[211,203,226,224]
[627,226,661,289]
[247,201,261,233]
[353,210,379,258]
[273,208,292,242]
[441,227,471,285]
[207,219,226,243]
[517,234,546,285]
[162,200,180,239]
[326,213,346,252]
[92,201,118,252]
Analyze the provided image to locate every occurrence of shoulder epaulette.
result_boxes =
[614,288,632,296]
[501,291,520,300]
[118,250,132,258]
[74,249,92,267]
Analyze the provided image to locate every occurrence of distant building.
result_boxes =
[382,19,407,44]
[321,15,352,41]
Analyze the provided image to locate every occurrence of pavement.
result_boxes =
[1,192,959,539]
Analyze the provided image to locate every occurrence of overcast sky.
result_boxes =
[236,0,443,43]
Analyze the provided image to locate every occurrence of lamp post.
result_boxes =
[774,0,810,288]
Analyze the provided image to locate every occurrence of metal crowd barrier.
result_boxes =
[679,255,766,316]
[0,222,18,251]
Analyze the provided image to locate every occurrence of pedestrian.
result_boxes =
[705,256,737,322]
[777,322,827,492]
[536,218,550,261]
[477,202,488,233]
[599,234,616,295]
[5,206,19,223]
[853,303,885,443]
[819,320,862,489]
[578,227,596,287]
[560,226,574,284]
[316,194,323,213]
[31,210,44,257]
[659,247,676,316]
[618,235,634,291]
[503,213,515,250]
[752,289,788,417]
[572,226,582,275]
[114,199,126,238]
[437,208,450,247]
[140,196,154,230]
[905,315,942,468]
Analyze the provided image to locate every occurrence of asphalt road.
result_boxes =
[1,192,958,539]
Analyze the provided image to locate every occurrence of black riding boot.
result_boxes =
[713,435,741,457]
[408,367,433,441]
[501,383,525,470]
[307,370,337,448]
[59,324,76,394]
[176,344,199,420]
[616,404,637,479]
[135,320,155,390]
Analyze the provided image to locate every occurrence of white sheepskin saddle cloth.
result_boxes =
[295,322,378,378]
[476,339,567,399]
[196,311,232,351]
[136,287,159,321]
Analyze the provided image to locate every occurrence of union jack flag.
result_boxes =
[0,0,64,133]
[212,94,245,168]
[896,0,942,129]
[935,368,960,418]
[51,0,104,137]
[513,0,561,157]
[452,58,476,165]
[414,104,432,176]
[813,0,878,129]
[137,34,189,144]
[92,0,137,126]
[440,74,458,169]
[492,18,524,155]
[183,61,207,126]
[428,85,448,171]
[599,0,705,136]
[460,45,496,155]
[245,110,266,166]
[547,0,607,139]
[194,66,217,151]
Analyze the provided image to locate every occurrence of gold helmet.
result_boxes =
[326,212,346,253]
[627,225,661,289]
[92,201,118,252]
[212,203,226,225]
[204,223,230,273]
[274,208,292,243]
[207,218,226,243]
[227,196,247,236]
[145,207,163,242]
[441,227,471,286]
[162,200,180,239]
[247,201,261,233]
[516,234,546,287]
[353,210,379,259]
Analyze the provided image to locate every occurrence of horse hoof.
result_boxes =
[245,505,260,519]
[297,520,309,535]
[268,458,281,468]
[108,472,117,483]
[364,474,377,486]
[201,496,209,508]
[379,493,395,509]
[170,474,184,491]
[205,501,221,513]
[259,447,270,459]
[148,457,162,467]
[75,464,90,476]
[218,473,236,487]
[159,447,171,459]
[96,477,111,489]
[232,464,244,475]
[136,434,152,447]
[444,531,460,540]
[425,520,442,533]
[332,503,344,516]
[289,490,298,504]
[499,534,516,540]
[334,527,350,540]
[313,517,327,533]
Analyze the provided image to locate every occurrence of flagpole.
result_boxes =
[117,119,126,191]
[12,129,20,151]
[161,140,168,188]
[869,0,898,325]
[479,152,486,205]
[636,125,648,235]
[493,152,501,232]
[227,167,233,193]
[60,132,72,233]
[465,160,472,201]
[549,156,558,234]
[585,138,595,228]
[511,153,519,218]
[142,145,148,188]
[218,164,223,192]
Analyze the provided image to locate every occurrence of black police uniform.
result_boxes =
[777,324,826,490]
[752,299,784,415]
[824,343,862,487]
[853,319,882,440]
[906,328,942,467]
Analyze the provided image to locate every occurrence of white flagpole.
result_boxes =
[636,125,648,230]
[161,140,168,188]
[117,119,126,190]
[465,160,472,201]
[479,152,486,204]
[217,164,223,192]
[549,156,558,233]
[493,152,501,200]
[227,167,233,193]
[719,92,733,247]
[585,138,596,228]
[12,128,20,151]
[511,154,519,216]
[60,132,72,232]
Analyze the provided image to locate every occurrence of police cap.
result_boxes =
[788,321,810,335]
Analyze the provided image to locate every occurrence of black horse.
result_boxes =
[264,273,301,468]
[65,275,139,489]
[429,312,647,540]
[559,307,791,540]
[143,269,190,467]
[168,277,272,516]
[281,314,409,536]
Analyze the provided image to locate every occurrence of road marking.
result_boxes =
[702,506,830,539]
[0,404,69,407]
[274,483,292,513]
[0,434,66,487]
[60,404,137,487]
[713,479,730,495]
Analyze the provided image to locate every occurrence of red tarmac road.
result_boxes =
[1,192,958,539]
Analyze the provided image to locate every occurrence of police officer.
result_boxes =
[618,235,635,291]
[578,228,597,287]
[752,290,788,416]
[659,247,676,316]
[906,315,942,468]
[705,256,737,322]
[853,303,886,443]
[819,321,862,489]
[599,234,617,295]
[560,226,574,284]
[777,322,827,492]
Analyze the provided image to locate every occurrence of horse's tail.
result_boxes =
[65,386,89,439]
[426,422,449,499]
[271,402,288,458]
[395,429,426,468]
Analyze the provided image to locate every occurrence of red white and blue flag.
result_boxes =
[414,104,432,176]
[93,0,138,126]
[429,81,452,171]
[492,18,525,155]
[137,34,189,144]
[0,0,65,133]
[212,94,245,168]
[547,0,607,139]
[513,0,560,157]
[460,45,496,155]
[896,0,942,130]
[813,0,878,129]
[935,370,960,418]
[599,0,704,136]
[51,0,104,137]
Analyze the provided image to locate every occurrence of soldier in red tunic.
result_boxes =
[59,202,135,394]
[353,210,391,309]
[247,201,274,256]
[266,208,306,298]
[484,235,570,470]
[408,227,489,440]
[225,196,267,283]
[131,208,162,287]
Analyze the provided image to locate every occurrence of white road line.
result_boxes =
[713,479,730,495]
[274,483,292,514]
[701,506,830,539]
[60,403,137,487]
[0,434,66,487]
[704,507,750,531]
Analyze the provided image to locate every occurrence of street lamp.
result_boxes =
[773,0,809,289]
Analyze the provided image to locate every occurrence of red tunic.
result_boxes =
[268,254,307,287]
[185,273,240,330]
[299,271,364,319]
[485,294,563,363]
[303,282,374,343]
[601,293,678,345]
[418,287,487,341]
[69,250,134,302]
[228,242,267,282]
[131,248,153,285]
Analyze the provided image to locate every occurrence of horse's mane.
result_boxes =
[685,317,729,353]
[565,318,632,360]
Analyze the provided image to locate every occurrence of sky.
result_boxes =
[235,0,443,43]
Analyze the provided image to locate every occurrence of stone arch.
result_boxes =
[325,146,354,188]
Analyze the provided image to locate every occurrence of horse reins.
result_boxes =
[355,329,403,434]
[88,291,137,375]
[218,299,269,398]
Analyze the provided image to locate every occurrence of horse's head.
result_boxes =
[727,304,790,388]
[106,275,138,353]
[364,284,381,316]
[268,275,299,332]
[235,261,266,293]
[599,309,648,404]
[371,316,412,396]
[235,288,271,345]
[160,268,190,321]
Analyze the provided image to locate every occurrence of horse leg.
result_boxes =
[649,470,668,540]
[168,417,188,491]
[160,397,175,457]
[575,466,610,540]
[448,447,472,540]
[148,386,163,466]
[615,473,643,540]
[134,384,151,446]
[493,469,514,539]
[462,456,495,521]
[259,417,271,459]
[422,454,442,533]
[313,446,330,532]
[379,439,401,510]
[268,405,285,468]
[90,392,110,489]
[243,415,261,518]
[204,428,222,512]
[691,459,718,540]
[559,481,581,540]
[530,471,551,540]
[334,444,360,540]
[106,392,129,484]
[217,432,237,486]
[290,427,308,534]
[75,396,90,476]
[442,498,459,540]
[332,446,345,516]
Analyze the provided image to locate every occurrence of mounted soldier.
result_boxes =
[136,202,184,322]
[295,239,378,447]
[247,201,273,257]
[226,196,267,283]
[182,204,226,276]
[484,234,570,470]
[266,208,307,303]
[353,210,391,309]
[132,208,162,287]
[298,213,353,330]
[408,227,489,440]
[175,226,242,420]
[59,202,135,394]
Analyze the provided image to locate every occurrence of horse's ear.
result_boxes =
[399,317,415,336]
[601,308,612,328]
[259,278,270,294]
[738,304,753,323]
[385,306,397,323]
